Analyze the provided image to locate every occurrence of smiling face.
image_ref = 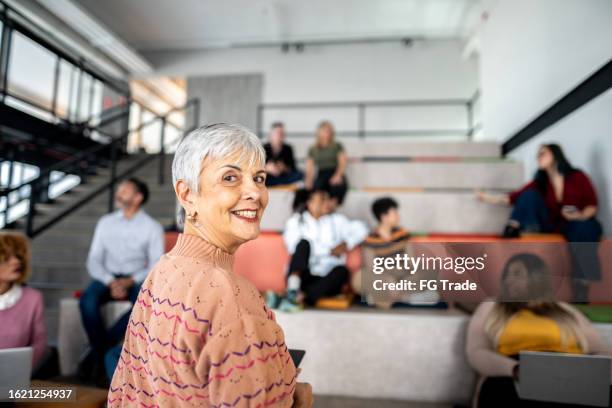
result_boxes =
[179,151,269,253]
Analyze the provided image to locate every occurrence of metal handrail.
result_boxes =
[0,0,128,96]
[1,98,200,236]
[1,98,199,197]
[256,94,482,139]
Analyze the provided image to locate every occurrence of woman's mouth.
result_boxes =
[231,209,259,223]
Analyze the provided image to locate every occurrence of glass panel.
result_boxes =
[127,103,141,153]
[90,80,103,120]
[7,32,56,111]
[48,171,80,199]
[140,110,161,153]
[55,60,76,119]
[78,72,93,121]
[68,69,81,121]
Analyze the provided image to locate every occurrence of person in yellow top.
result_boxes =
[466,253,611,408]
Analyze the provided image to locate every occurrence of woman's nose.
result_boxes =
[242,179,261,201]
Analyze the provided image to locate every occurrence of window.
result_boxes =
[7,32,56,111]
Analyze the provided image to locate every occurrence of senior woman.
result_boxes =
[0,231,47,369]
[108,124,312,408]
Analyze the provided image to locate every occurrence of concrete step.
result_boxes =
[30,264,88,285]
[69,204,175,220]
[43,307,60,346]
[261,189,512,234]
[346,161,523,189]
[289,139,501,160]
[39,215,175,232]
[31,243,92,264]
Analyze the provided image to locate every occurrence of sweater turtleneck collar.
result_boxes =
[169,233,234,270]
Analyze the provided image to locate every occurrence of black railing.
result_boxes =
[256,91,481,140]
[0,0,130,130]
[0,0,129,99]
[1,98,200,237]
[502,58,612,155]
[0,0,202,235]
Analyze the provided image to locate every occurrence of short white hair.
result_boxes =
[172,123,265,228]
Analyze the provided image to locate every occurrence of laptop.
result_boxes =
[0,347,32,400]
[517,351,611,407]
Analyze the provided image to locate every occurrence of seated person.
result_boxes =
[264,121,302,186]
[467,253,611,408]
[79,178,164,380]
[356,197,440,308]
[0,232,47,371]
[304,121,348,211]
[476,143,603,301]
[281,187,368,308]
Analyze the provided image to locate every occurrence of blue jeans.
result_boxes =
[562,219,603,282]
[79,279,140,359]
[510,188,603,282]
[104,344,123,381]
[266,170,303,186]
[509,189,553,232]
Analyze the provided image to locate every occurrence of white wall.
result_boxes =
[478,0,612,142]
[509,90,612,233]
[477,0,612,233]
[144,40,478,135]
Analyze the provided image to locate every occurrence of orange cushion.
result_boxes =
[234,232,362,292]
[164,231,180,252]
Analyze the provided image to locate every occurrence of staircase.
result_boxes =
[26,156,176,343]
[12,138,521,343]
[263,139,522,234]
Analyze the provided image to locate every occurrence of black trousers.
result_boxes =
[288,239,349,305]
[314,168,348,205]
[478,376,612,408]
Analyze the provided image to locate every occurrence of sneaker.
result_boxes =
[502,224,521,238]
[278,297,303,313]
[265,291,281,309]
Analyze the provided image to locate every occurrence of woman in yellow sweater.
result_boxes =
[467,253,611,407]
[108,124,312,407]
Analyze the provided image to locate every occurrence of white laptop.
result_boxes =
[517,351,611,407]
[0,347,32,400]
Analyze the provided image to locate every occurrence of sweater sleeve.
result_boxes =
[196,315,297,408]
[285,144,297,172]
[562,303,612,355]
[508,181,537,205]
[466,301,517,377]
[29,290,48,369]
[576,171,598,208]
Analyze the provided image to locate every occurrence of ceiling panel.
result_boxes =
[73,0,483,51]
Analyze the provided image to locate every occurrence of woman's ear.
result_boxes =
[175,179,196,215]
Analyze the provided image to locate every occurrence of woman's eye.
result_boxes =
[223,174,238,182]
[254,175,266,184]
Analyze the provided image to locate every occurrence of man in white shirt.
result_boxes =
[283,188,368,305]
[79,178,164,378]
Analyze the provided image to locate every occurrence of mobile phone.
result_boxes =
[562,205,578,213]
[289,349,305,367]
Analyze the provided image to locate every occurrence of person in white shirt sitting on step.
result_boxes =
[78,177,164,382]
[280,187,368,309]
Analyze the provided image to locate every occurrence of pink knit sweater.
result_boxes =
[108,233,297,407]
[0,286,47,368]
